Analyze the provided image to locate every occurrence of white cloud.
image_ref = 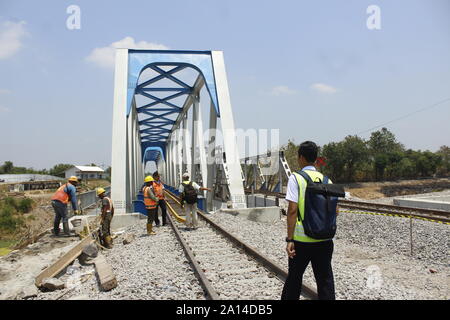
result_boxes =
[85,37,169,69]
[269,85,297,96]
[310,83,338,94]
[0,88,11,95]
[0,20,28,59]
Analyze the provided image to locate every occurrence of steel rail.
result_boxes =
[245,188,450,223]
[164,190,318,300]
[165,204,220,300]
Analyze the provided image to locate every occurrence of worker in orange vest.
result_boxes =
[152,171,167,227]
[51,176,80,236]
[143,175,158,235]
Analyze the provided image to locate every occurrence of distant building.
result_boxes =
[64,165,106,180]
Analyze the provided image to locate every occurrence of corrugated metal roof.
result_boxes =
[0,174,64,183]
[68,166,105,173]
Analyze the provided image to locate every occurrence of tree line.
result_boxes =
[282,128,450,183]
[0,162,112,180]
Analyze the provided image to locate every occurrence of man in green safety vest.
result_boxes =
[281,141,338,300]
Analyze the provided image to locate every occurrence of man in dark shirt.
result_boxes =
[97,187,114,248]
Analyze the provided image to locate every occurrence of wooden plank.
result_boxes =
[94,253,117,291]
[35,235,93,287]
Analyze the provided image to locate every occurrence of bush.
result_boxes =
[3,197,17,210]
[0,205,25,233]
[17,198,33,213]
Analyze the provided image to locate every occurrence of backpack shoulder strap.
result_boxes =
[297,170,312,184]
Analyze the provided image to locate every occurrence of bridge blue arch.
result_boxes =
[126,50,223,164]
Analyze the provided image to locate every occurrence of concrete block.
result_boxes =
[42,278,65,291]
[86,213,144,231]
[218,206,280,223]
[122,233,135,245]
[393,198,450,212]
[94,254,117,291]
[255,195,266,207]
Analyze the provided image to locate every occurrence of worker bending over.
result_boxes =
[179,172,211,230]
[143,175,159,235]
[51,176,80,237]
[152,171,167,227]
[97,187,114,249]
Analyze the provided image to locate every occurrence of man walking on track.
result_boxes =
[178,172,210,230]
[152,171,167,227]
[51,176,80,237]
[97,187,114,249]
[282,141,342,300]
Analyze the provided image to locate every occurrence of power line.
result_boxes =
[356,97,450,135]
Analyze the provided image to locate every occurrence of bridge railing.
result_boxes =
[68,186,111,215]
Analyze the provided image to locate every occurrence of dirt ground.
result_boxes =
[0,179,109,253]
[343,177,450,200]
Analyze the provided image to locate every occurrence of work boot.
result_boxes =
[104,236,113,249]
[146,223,156,235]
[62,222,71,237]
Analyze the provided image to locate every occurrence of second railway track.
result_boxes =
[163,190,317,300]
[245,189,450,224]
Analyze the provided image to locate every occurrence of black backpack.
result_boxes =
[182,182,198,204]
[297,171,345,240]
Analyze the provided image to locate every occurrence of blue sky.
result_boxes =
[0,0,449,169]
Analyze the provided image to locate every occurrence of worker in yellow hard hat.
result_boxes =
[51,176,80,237]
[143,175,158,235]
[97,187,114,249]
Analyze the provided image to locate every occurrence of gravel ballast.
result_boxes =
[208,209,450,300]
[35,221,206,300]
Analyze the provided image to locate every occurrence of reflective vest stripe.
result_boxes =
[51,183,70,204]
[103,196,113,212]
[153,182,164,199]
[143,186,157,209]
[292,170,331,243]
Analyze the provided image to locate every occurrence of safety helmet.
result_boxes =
[96,187,106,196]
[144,176,154,183]
[182,172,189,179]
[68,176,78,183]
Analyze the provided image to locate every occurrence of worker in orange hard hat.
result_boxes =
[97,187,114,249]
[51,176,80,237]
[143,175,158,235]
[152,171,167,227]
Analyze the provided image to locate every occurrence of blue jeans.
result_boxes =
[52,200,68,235]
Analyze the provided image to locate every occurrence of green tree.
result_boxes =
[281,140,300,173]
[341,135,370,182]
[2,161,14,174]
[321,142,346,182]
[436,145,450,176]
[49,164,74,177]
[368,128,404,180]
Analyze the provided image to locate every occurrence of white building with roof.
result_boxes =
[64,165,106,180]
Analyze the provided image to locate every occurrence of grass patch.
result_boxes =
[0,248,12,256]
[0,239,16,256]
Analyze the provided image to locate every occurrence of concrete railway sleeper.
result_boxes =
[164,190,318,300]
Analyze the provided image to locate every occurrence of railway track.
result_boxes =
[245,189,450,224]
[163,190,317,300]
